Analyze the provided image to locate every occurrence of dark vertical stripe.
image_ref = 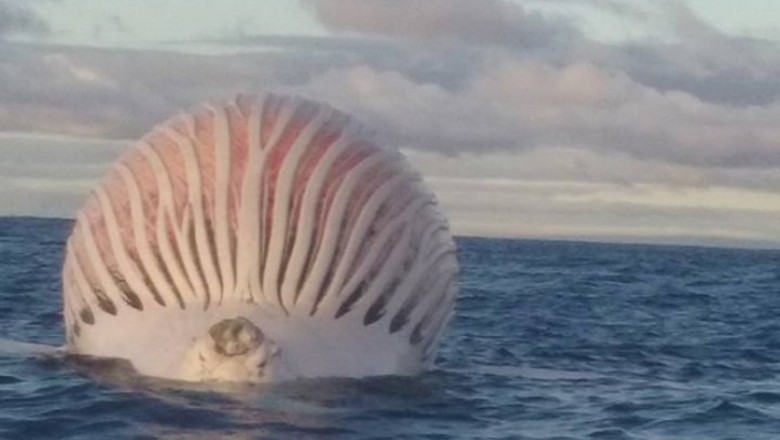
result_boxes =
[128,252,166,307]
[92,287,118,315]
[185,219,208,310]
[204,217,223,303]
[408,276,453,346]
[164,213,195,307]
[334,279,369,319]
[79,306,95,325]
[363,278,400,326]
[109,268,143,311]
[390,252,456,334]
[153,249,186,310]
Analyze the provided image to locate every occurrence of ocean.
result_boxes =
[1,217,780,439]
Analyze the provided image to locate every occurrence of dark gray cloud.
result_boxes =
[307,0,580,48]
[0,38,490,139]
[601,3,780,107]
[0,44,306,138]
[205,33,487,90]
[0,1,48,37]
[299,56,780,169]
[521,0,652,21]
[602,2,780,107]
[609,41,780,106]
[300,0,780,107]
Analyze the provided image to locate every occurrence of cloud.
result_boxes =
[420,172,780,247]
[0,132,125,217]
[1,0,779,247]
[307,0,579,47]
[300,0,780,107]
[2,32,780,172]
[0,45,299,138]
[299,54,780,169]
[0,39,481,139]
[0,12,779,173]
[3,0,780,175]
[601,2,780,106]
[522,0,653,22]
[4,131,779,248]
[0,1,48,37]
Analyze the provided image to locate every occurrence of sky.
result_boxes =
[1,0,780,249]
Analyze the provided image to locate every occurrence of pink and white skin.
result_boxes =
[61,94,458,383]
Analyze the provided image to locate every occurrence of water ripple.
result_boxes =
[3,224,780,438]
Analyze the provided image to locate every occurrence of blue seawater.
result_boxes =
[1,217,780,439]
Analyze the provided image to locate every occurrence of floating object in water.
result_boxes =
[61,94,459,383]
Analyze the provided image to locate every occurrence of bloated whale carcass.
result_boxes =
[61,94,458,383]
